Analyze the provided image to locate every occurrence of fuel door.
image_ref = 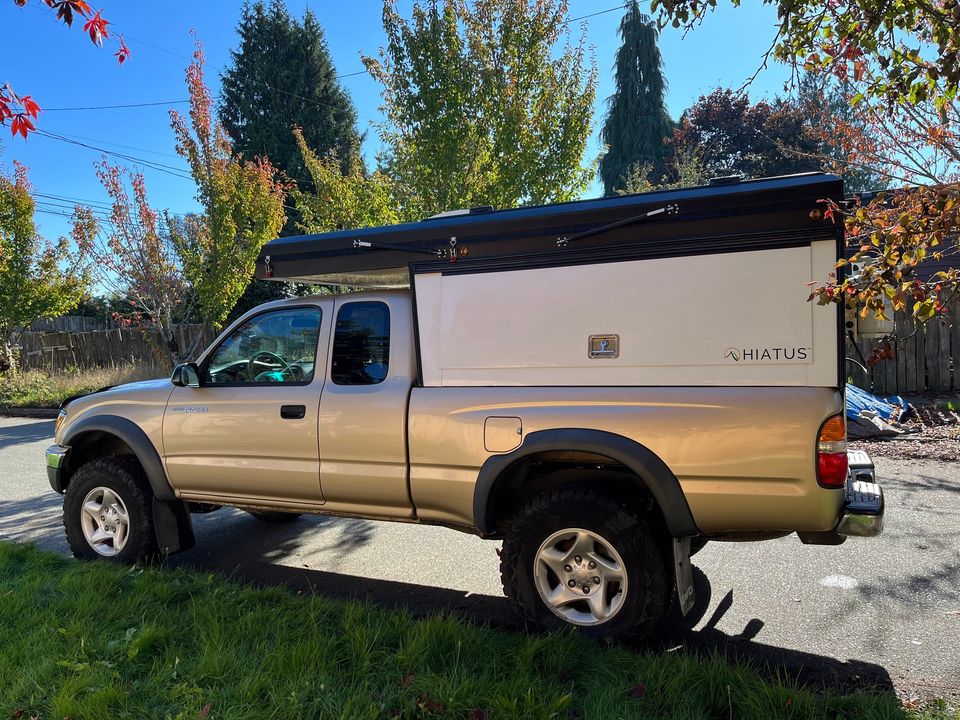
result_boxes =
[484,416,522,453]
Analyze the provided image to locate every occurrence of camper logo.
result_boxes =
[724,346,810,363]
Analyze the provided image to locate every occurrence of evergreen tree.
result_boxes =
[220,0,360,313]
[598,2,673,195]
[220,0,361,198]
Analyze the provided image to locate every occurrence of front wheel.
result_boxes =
[500,486,670,639]
[63,456,158,564]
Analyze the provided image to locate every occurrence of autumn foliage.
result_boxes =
[168,40,286,330]
[3,0,129,138]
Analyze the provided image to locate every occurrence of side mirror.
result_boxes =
[171,362,200,388]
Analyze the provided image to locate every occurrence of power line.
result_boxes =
[43,100,190,112]
[34,2,629,113]
[32,129,195,181]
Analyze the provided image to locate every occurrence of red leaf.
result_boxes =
[628,682,647,700]
[197,703,211,719]
[71,0,92,13]
[400,671,416,687]
[55,2,74,25]
[115,35,131,65]
[11,114,36,139]
[83,10,109,46]
[14,0,27,7]
[416,692,444,714]
[468,710,487,720]
[21,95,40,118]
[12,710,24,719]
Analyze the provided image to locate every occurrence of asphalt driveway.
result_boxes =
[1,416,957,704]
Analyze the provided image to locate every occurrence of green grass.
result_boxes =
[0,544,952,720]
[0,364,168,408]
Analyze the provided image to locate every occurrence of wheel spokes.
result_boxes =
[587,551,623,583]
[545,583,580,609]
[82,499,103,521]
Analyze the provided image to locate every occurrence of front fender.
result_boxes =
[60,415,176,501]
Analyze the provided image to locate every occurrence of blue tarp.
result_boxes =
[845,383,910,422]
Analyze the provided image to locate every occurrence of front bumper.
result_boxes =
[836,449,884,537]
[45,444,69,493]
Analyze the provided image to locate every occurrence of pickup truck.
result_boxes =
[46,172,884,638]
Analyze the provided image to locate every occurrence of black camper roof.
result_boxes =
[257,172,844,286]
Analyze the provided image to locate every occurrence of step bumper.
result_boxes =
[836,449,884,537]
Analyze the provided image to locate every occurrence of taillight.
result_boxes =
[817,414,848,488]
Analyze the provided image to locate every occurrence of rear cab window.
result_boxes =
[331,301,390,386]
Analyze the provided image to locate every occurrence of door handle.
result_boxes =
[280,404,306,420]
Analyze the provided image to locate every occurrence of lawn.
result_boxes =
[0,364,167,409]
[0,543,951,720]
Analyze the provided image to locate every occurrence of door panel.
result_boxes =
[163,302,332,503]
[318,297,415,517]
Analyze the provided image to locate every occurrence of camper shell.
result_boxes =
[258,172,846,389]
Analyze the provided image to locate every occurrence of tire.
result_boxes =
[500,486,670,639]
[246,510,303,523]
[63,456,158,564]
[689,536,708,557]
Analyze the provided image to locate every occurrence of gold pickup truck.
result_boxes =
[46,172,884,638]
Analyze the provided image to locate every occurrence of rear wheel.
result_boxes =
[246,510,302,523]
[500,486,670,639]
[63,456,157,564]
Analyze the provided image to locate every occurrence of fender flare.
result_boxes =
[61,415,176,502]
[473,428,699,537]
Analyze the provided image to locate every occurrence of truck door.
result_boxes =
[163,302,332,504]
[317,296,415,517]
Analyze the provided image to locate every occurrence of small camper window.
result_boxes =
[331,301,390,386]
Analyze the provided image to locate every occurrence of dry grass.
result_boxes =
[0,363,170,408]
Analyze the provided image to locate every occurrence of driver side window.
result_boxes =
[203,307,322,385]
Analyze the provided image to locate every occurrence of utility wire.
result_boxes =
[32,129,194,180]
[34,2,629,113]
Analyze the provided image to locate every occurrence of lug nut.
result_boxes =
[588,561,596,569]
[563,564,572,572]
[574,555,582,564]
[582,585,590,594]
[593,576,601,584]
[568,579,576,588]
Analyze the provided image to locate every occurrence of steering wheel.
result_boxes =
[247,350,290,379]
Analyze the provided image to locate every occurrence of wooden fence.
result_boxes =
[28,316,115,333]
[16,324,217,373]
[846,299,960,394]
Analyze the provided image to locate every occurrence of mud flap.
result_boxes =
[152,498,196,555]
[673,536,695,616]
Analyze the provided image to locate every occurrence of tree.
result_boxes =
[219,0,360,197]
[598,1,673,195]
[362,0,597,216]
[290,127,404,234]
[71,161,189,365]
[3,1,129,138]
[794,74,884,194]
[805,80,960,324]
[649,1,960,323]
[649,1,960,108]
[0,162,89,369]
[671,88,821,179]
[169,40,287,330]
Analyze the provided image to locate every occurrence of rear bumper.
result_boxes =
[836,449,884,537]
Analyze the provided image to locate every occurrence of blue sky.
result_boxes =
[1,0,791,242]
